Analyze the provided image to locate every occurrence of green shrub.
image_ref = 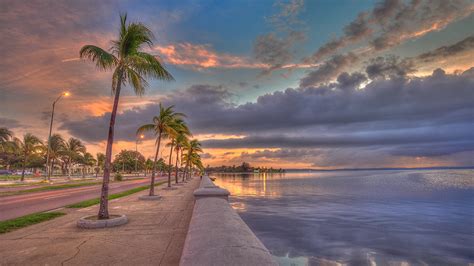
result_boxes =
[114,172,123,181]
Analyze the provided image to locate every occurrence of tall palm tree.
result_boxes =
[183,139,202,181]
[166,118,190,187]
[16,133,43,181]
[174,133,189,183]
[47,134,66,179]
[61,138,86,178]
[136,104,184,196]
[80,14,173,219]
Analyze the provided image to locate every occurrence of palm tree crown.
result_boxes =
[80,13,174,95]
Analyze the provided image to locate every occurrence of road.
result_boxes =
[0,177,164,221]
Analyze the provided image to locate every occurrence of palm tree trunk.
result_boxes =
[174,148,179,184]
[149,131,162,196]
[185,157,190,180]
[98,74,122,220]
[167,144,173,187]
[21,153,27,181]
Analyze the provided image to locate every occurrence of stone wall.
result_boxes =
[180,176,277,266]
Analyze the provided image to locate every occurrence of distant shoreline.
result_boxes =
[286,166,474,172]
[209,166,474,174]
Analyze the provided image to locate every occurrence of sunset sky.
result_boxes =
[1,0,473,169]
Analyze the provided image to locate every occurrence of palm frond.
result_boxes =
[126,67,148,95]
[136,124,155,135]
[79,45,117,71]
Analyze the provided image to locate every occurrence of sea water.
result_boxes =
[213,170,474,265]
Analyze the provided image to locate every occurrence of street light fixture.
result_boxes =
[45,91,70,181]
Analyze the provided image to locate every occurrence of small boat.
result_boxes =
[209,177,216,181]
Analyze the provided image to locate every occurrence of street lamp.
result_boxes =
[45,91,70,181]
[135,134,144,175]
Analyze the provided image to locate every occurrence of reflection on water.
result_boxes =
[213,170,474,266]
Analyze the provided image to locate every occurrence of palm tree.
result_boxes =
[47,134,66,179]
[96,153,105,178]
[16,133,43,181]
[136,104,184,196]
[81,152,96,177]
[0,128,13,152]
[174,133,189,183]
[183,139,202,181]
[61,138,86,178]
[166,118,190,187]
[80,13,173,219]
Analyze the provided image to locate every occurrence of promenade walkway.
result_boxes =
[0,178,200,265]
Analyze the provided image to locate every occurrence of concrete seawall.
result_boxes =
[180,176,277,266]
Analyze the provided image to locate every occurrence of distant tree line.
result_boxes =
[206,162,285,173]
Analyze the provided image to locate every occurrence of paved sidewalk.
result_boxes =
[0,178,199,265]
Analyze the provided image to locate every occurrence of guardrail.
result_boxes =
[180,176,277,266]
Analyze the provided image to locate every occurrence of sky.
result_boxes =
[1,0,473,169]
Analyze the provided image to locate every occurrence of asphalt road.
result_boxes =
[0,177,164,221]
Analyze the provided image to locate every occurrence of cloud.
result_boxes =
[61,67,474,168]
[0,117,23,129]
[365,56,415,79]
[253,0,307,74]
[299,53,358,87]
[306,0,474,63]
[154,43,267,70]
[254,32,305,74]
[416,35,474,63]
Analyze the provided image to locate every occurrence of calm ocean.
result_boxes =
[213,170,474,265]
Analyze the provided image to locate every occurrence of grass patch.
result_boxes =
[0,175,25,181]
[0,181,102,197]
[0,212,65,234]
[66,181,166,208]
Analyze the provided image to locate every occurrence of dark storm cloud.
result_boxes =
[299,53,358,87]
[416,35,474,63]
[62,68,474,164]
[336,72,367,89]
[200,125,474,151]
[365,56,415,79]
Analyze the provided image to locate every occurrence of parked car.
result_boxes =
[13,170,33,175]
[0,170,13,175]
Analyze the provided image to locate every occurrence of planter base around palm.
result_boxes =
[77,214,128,229]
[138,195,162,200]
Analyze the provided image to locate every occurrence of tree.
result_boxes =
[16,133,43,181]
[174,133,189,184]
[96,153,105,177]
[80,152,97,177]
[166,118,190,187]
[0,128,13,151]
[80,13,173,219]
[136,104,184,196]
[61,138,86,178]
[112,150,145,173]
[47,134,66,178]
[183,139,202,181]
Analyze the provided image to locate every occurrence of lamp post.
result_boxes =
[135,134,144,175]
[45,91,70,181]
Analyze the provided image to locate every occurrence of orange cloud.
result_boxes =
[154,42,317,70]
[154,42,267,70]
